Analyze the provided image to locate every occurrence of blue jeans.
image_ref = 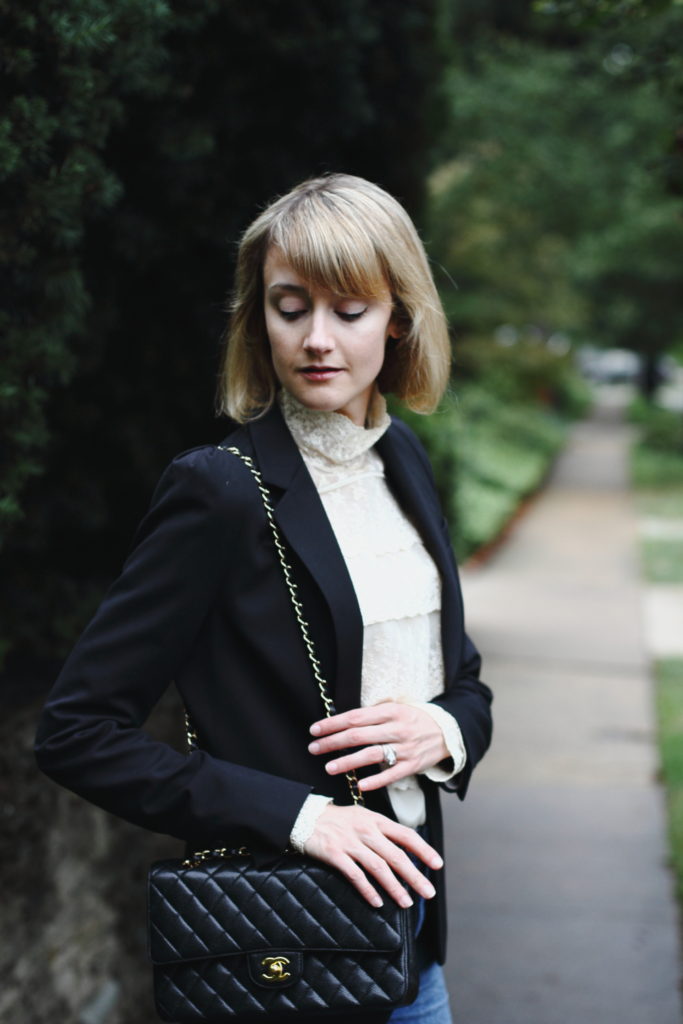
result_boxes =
[387,961,452,1023]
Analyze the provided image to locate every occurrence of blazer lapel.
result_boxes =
[246,405,364,714]
[241,405,464,711]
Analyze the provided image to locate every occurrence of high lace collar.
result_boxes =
[278,388,391,466]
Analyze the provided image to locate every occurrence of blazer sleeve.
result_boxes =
[34,447,313,852]
[429,627,493,799]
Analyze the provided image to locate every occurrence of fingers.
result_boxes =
[320,747,419,790]
[310,705,394,740]
[381,817,443,873]
[357,764,408,791]
[320,742,400,775]
[363,833,438,905]
[308,704,408,771]
[332,854,386,909]
[309,702,449,782]
[351,848,417,909]
[303,804,443,909]
[309,723,397,757]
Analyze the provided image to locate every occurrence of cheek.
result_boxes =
[267,336,289,387]
[369,343,386,375]
[360,323,391,372]
[264,315,287,362]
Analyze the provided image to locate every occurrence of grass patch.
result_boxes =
[655,658,683,904]
[632,447,683,489]
[641,539,683,584]
[635,490,683,519]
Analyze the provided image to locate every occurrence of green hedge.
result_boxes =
[455,337,592,419]
[629,397,683,453]
[395,384,568,559]
[629,397,683,489]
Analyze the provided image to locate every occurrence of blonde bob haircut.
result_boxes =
[218,173,451,422]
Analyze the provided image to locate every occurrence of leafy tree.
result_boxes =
[428,31,683,387]
[0,0,170,553]
[534,0,683,192]
[533,0,681,28]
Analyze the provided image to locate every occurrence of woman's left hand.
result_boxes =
[308,702,450,793]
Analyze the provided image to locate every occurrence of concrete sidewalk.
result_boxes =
[443,400,683,1023]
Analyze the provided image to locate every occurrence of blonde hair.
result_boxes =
[218,173,451,422]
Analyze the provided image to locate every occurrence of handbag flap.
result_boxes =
[148,856,408,966]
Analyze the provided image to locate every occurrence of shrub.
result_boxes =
[454,336,592,419]
[631,448,683,490]
[629,397,683,488]
[629,397,683,453]
[395,384,567,558]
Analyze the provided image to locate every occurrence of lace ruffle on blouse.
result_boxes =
[280,389,465,836]
[280,389,446,709]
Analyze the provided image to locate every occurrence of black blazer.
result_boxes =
[35,402,492,965]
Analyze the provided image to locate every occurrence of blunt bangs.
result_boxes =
[268,195,391,301]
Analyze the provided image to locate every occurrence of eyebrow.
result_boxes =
[268,283,308,295]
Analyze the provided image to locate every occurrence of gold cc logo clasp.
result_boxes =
[260,955,291,983]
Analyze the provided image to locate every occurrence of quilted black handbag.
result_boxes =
[147,446,418,1020]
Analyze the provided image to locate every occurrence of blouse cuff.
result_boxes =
[289,794,334,852]
[407,701,467,781]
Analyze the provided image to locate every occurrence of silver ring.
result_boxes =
[381,743,397,768]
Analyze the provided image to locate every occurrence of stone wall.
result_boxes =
[1,690,184,1024]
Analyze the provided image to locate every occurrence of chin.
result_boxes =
[291,387,344,413]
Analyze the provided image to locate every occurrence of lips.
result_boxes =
[297,366,342,380]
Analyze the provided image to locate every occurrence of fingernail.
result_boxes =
[400,894,414,909]
[431,855,443,869]
[308,742,320,753]
[423,882,436,899]
[326,761,338,774]
[371,895,383,908]
[310,723,321,736]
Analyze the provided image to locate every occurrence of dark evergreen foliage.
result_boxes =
[1,0,444,672]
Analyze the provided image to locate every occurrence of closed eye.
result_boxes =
[277,306,367,322]
[337,308,367,322]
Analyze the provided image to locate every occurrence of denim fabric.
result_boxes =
[387,961,452,1023]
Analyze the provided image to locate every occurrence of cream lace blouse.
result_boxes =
[280,389,466,848]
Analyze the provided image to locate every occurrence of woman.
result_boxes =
[35,173,493,1023]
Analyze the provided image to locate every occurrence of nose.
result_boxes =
[303,308,334,355]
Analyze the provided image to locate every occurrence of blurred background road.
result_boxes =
[444,389,683,1024]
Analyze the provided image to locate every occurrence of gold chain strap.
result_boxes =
[184,444,364,826]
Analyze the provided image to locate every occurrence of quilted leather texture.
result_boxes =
[148,855,417,1021]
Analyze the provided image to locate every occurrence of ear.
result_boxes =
[386,315,402,341]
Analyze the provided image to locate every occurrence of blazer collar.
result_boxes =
[374,425,450,573]
[245,404,364,714]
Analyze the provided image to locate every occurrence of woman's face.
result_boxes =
[263,246,397,426]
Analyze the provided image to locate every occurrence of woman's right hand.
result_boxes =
[303,803,442,908]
